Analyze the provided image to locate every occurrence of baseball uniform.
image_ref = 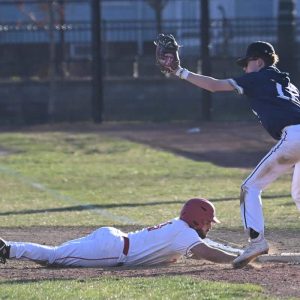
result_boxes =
[7,218,203,267]
[229,66,300,233]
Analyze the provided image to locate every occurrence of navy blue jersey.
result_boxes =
[230,66,300,140]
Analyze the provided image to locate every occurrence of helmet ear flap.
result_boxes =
[191,220,202,230]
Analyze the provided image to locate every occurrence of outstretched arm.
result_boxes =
[154,34,237,93]
[190,243,237,264]
[175,68,235,93]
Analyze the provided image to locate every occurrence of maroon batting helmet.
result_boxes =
[180,198,220,229]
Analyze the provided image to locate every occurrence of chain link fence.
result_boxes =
[0,0,299,124]
[1,0,297,80]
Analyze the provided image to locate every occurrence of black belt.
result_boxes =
[122,236,129,256]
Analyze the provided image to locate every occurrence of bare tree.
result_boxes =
[217,5,232,57]
[146,0,169,34]
[15,0,66,77]
[200,0,212,121]
[16,1,66,120]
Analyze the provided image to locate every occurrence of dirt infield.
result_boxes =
[0,226,299,298]
[0,121,299,298]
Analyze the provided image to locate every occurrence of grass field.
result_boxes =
[0,124,299,299]
[0,277,264,300]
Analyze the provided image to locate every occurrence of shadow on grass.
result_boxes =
[98,123,275,168]
[0,194,291,216]
[1,122,275,168]
[167,149,268,168]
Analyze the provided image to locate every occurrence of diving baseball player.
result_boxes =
[0,198,239,267]
[155,35,300,268]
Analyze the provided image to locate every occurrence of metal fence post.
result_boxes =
[200,0,212,121]
[91,0,104,123]
[48,0,56,122]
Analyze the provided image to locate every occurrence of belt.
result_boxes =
[122,236,129,256]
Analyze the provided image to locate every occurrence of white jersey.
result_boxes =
[123,218,203,266]
[7,218,203,267]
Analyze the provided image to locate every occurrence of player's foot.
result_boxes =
[232,234,269,269]
[0,238,10,264]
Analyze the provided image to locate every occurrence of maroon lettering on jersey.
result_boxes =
[147,221,173,231]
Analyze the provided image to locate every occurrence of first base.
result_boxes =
[257,253,300,263]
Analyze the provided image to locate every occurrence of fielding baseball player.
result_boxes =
[155,35,300,268]
[0,198,239,267]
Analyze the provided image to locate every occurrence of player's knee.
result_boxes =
[291,190,300,211]
[240,182,262,204]
[241,179,262,191]
[240,182,253,194]
[240,184,252,205]
[240,185,247,205]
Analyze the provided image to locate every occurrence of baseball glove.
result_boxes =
[154,33,180,74]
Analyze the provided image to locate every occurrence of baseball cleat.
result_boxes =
[0,238,10,264]
[232,235,269,269]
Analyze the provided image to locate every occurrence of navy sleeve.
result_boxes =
[232,73,259,96]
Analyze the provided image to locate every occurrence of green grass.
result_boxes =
[0,276,266,300]
[0,128,298,299]
[0,131,296,228]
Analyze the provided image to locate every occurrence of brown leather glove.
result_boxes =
[154,33,180,74]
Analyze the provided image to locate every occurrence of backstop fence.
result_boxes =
[0,0,299,124]
[1,0,299,80]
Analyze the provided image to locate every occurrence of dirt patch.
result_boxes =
[0,226,299,298]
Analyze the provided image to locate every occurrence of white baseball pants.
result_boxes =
[240,124,300,234]
[8,227,127,267]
